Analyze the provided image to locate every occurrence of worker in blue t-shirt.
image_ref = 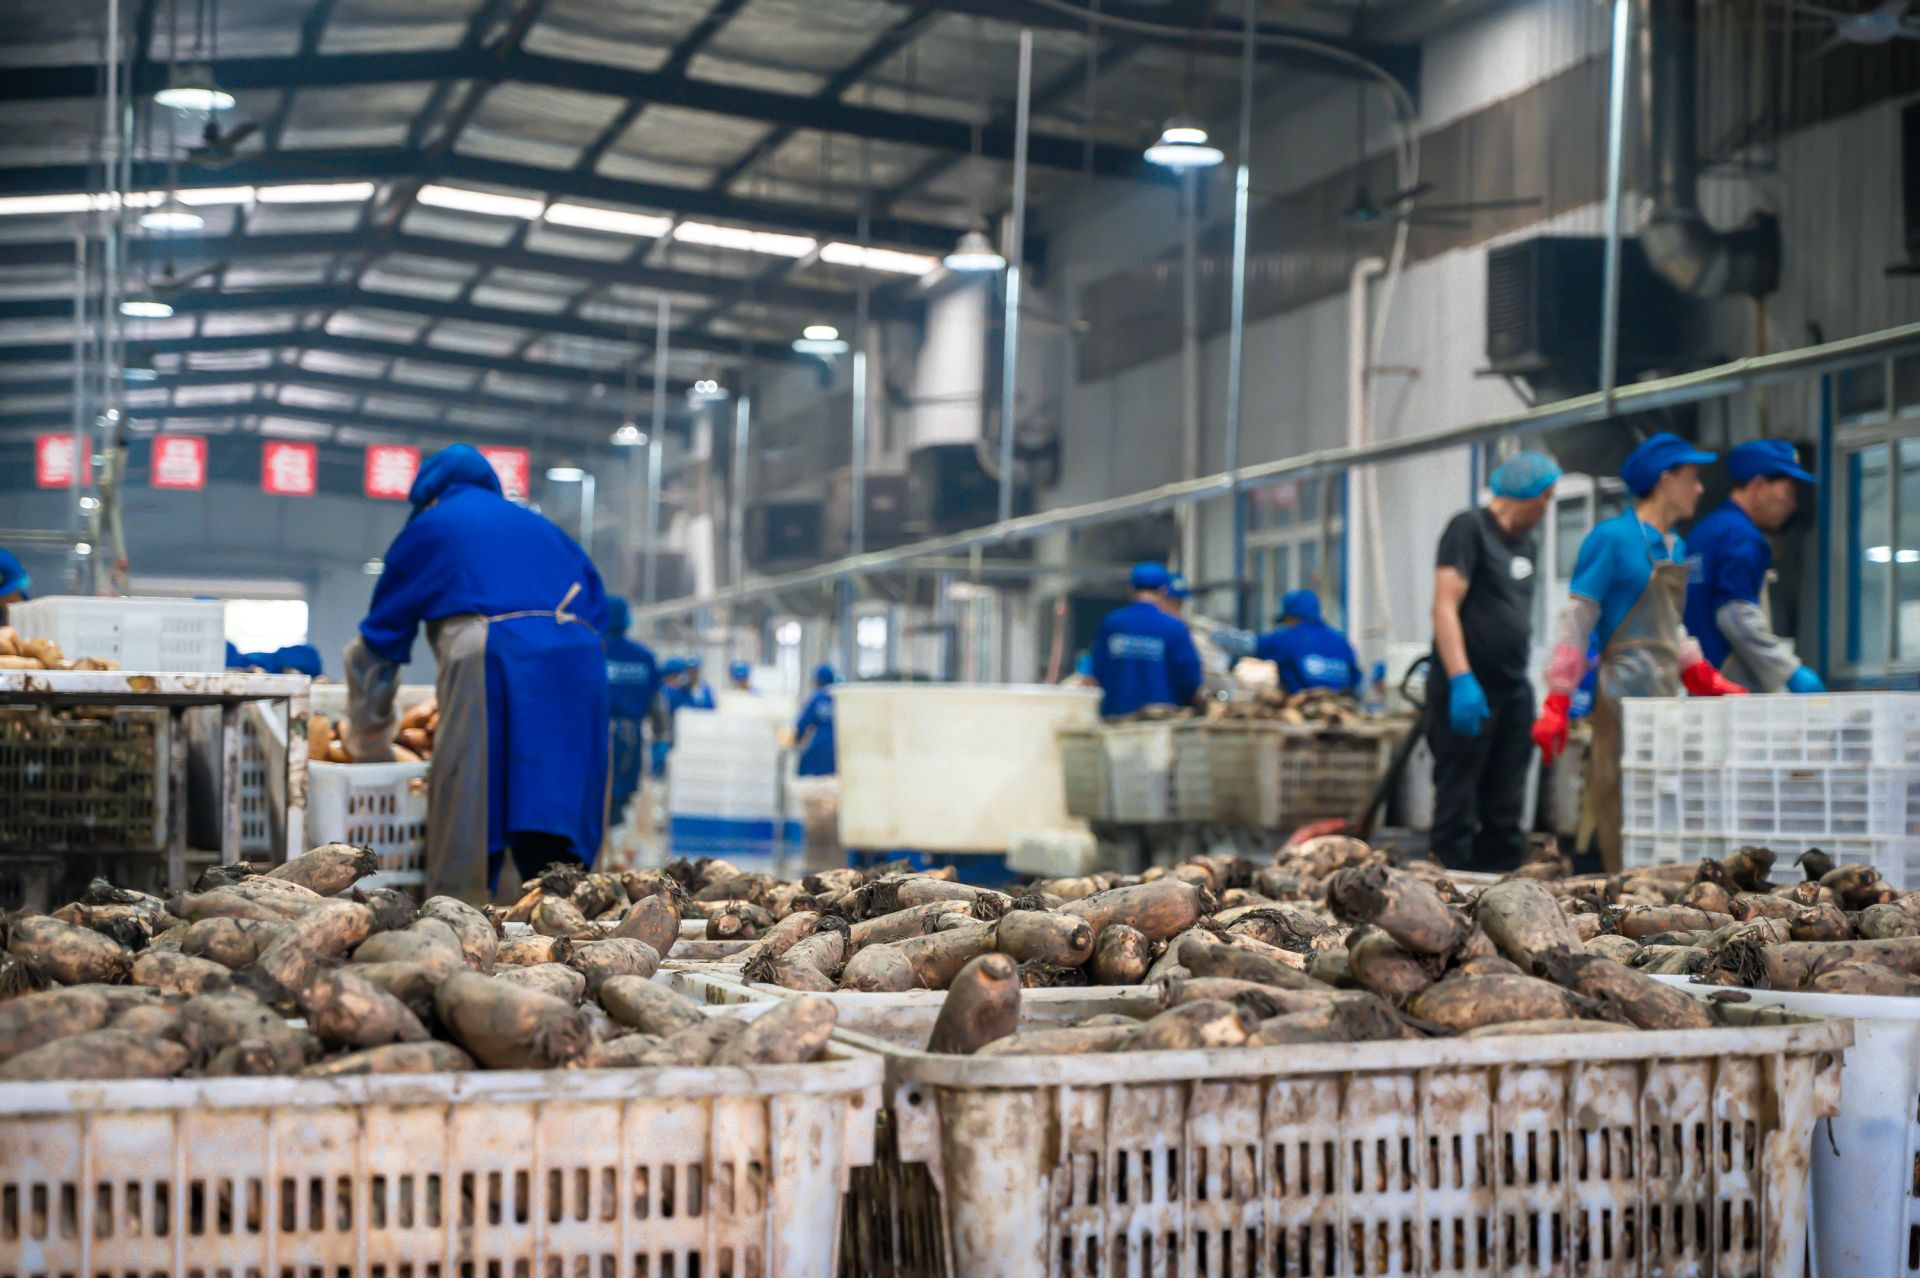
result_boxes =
[683,657,716,710]
[1682,439,1822,695]
[1255,590,1361,694]
[794,664,838,776]
[1533,432,1746,869]
[728,660,754,692]
[1089,563,1204,718]
[601,597,661,817]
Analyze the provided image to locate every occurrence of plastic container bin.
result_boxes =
[0,705,170,853]
[1105,721,1179,823]
[1621,697,1727,771]
[306,759,428,888]
[1723,692,1920,767]
[0,1040,882,1278]
[1253,722,1397,830]
[834,997,1844,1278]
[9,595,225,672]
[1056,727,1111,822]
[834,684,1100,851]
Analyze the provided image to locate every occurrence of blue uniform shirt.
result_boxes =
[795,687,837,776]
[1090,600,1203,718]
[1681,501,1770,670]
[685,683,716,711]
[1567,510,1687,652]
[604,634,658,806]
[1254,620,1360,693]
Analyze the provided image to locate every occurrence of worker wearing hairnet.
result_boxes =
[602,597,662,823]
[344,443,610,902]
[683,657,716,710]
[728,660,753,692]
[0,548,30,623]
[1533,433,1745,870]
[1682,440,1823,694]
[1251,590,1361,694]
[1427,451,1559,872]
[1090,563,1205,717]
[652,657,689,777]
[1162,573,1191,615]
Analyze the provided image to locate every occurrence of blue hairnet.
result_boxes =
[661,657,688,677]
[1130,562,1170,591]
[1620,432,1716,498]
[729,660,751,681]
[0,549,31,600]
[1489,451,1561,499]
[1279,589,1323,623]
[606,596,632,635]
[409,443,503,511]
[814,663,838,687]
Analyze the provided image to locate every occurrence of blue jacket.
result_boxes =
[1682,501,1770,670]
[605,633,659,805]
[227,642,323,677]
[1090,600,1203,718]
[685,682,716,711]
[1255,620,1360,694]
[361,444,610,863]
[795,686,837,776]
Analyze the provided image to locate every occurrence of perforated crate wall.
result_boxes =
[0,706,168,853]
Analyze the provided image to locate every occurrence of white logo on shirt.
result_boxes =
[1108,634,1166,661]
[1510,556,1534,581]
[1300,654,1350,681]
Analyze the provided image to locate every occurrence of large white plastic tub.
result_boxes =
[11,596,225,672]
[832,684,1099,852]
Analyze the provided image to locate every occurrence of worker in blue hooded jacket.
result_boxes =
[226,642,324,677]
[0,548,30,623]
[1257,590,1361,694]
[343,443,610,902]
[602,597,662,821]
[1090,563,1204,718]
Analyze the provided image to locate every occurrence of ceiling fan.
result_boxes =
[184,116,261,169]
[1764,0,1920,58]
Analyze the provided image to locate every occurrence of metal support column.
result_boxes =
[1224,14,1255,628]
[1179,170,1202,578]
[645,296,669,609]
[730,393,751,590]
[997,29,1033,527]
[1599,0,1633,413]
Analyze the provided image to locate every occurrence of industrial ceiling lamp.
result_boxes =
[154,65,235,113]
[120,292,175,318]
[123,346,159,381]
[611,422,646,446]
[792,324,849,355]
[688,378,729,403]
[1145,117,1224,169]
[138,195,205,231]
[944,226,1006,273]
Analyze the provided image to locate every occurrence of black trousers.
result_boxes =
[487,833,582,894]
[1426,674,1536,873]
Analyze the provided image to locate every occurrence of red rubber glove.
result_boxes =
[1681,660,1748,697]
[1531,692,1571,765]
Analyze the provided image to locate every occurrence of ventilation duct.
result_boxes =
[1637,0,1780,298]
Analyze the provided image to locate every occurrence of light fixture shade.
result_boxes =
[943,227,1006,273]
[611,423,646,446]
[120,296,174,318]
[545,466,587,482]
[154,66,236,112]
[802,324,839,341]
[1144,117,1225,169]
[688,378,729,403]
[792,336,849,355]
[138,197,205,231]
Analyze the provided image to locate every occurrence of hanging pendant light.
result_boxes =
[943,226,1006,273]
[154,65,235,113]
[611,422,646,446]
[792,324,848,355]
[138,195,205,231]
[1145,117,1224,169]
[120,293,175,318]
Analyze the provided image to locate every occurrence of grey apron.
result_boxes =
[1578,557,1688,872]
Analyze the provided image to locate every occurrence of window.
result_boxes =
[1838,362,1888,424]
[1246,477,1343,626]
[1837,355,1920,673]
[224,599,309,653]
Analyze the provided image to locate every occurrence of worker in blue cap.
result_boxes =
[794,664,839,778]
[683,656,716,710]
[1089,562,1204,717]
[1255,589,1361,694]
[1427,450,1560,872]
[652,656,689,777]
[728,660,754,692]
[1683,440,1823,694]
[343,443,610,901]
[0,548,30,622]
[602,597,662,821]
[1534,432,1745,870]
[1162,572,1192,615]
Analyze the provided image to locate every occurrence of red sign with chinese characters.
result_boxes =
[262,441,318,496]
[364,445,421,500]
[150,434,207,490]
[34,434,80,488]
[479,446,531,501]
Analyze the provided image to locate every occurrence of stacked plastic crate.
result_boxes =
[1622,694,1920,886]
[667,710,787,863]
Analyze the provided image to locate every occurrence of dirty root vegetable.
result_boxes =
[1788,903,1853,942]
[976,1025,1139,1057]
[1857,898,1920,940]
[0,987,111,1063]
[847,901,966,952]
[1063,880,1208,943]
[709,996,836,1066]
[167,888,288,924]
[7,915,131,985]
[348,961,439,1019]
[1806,960,1920,996]
[352,919,466,979]
[1345,926,1436,999]
[927,954,1021,1055]
[302,1042,476,1076]
[267,843,380,896]
[735,912,819,964]
[301,968,431,1048]
[572,1035,665,1068]
[179,993,316,1072]
[1178,932,1319,991]
[1584,934,1640,963]
[613,893,679,956]
[1821,864,1886,911]
[1221,905,1329,950]
[567,938,660,996]
[181,917,283,969]
[1461,1018,1617,1039]
[492,962,587,1003]
[1326,865,1462,957]
[641,1018,744,1067]
[352,887,418,933]
[1614,906,1731,941]
[1247,994,1405,1046]
[496,933,573,967]
[434,971,591,1069]
[1161,976,1331,1021]
[111,1003,183,1038]
[0,1028,190,1081]
[1091,923,1151,986]
[1534,953,1714,1030]
[993,911,1094,968]
[1723,845,1775,892]
[1408,973,1585,1033]
[129,949,231,996]
[1679,880,1732,914]
[255,901,373,997]
[419,897,497,969]
[532,896,596,940]
[598,975,706,1036]
[1127,999,1254,1051]
[1474,879,1582,969]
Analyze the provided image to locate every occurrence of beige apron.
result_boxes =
[1578,557,1688,871]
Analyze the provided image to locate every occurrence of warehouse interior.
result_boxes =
[7,3,1920,1273]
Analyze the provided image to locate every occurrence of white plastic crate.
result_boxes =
[1621,829,1732,870]
[0,1038,881,1278]
[306,759,428,888]
[10,596,225,672]
[1620,766,1728,837]
[1620,697,1726,771]
[831,996,1843,1278]
[1104,721,1178,823]
[1056,727,1111,821]
[1724,692,1920,767]
[1724,765,1920,839]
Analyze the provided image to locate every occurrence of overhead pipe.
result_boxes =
[1599,0,1632,410]
[1179,169,1201,578]
[1224,13,1254,629]
[997,29,1033,527]
[1636,0,1779,299]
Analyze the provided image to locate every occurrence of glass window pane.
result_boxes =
[1554,495,1589,580]
[1851,444,1893,666]
[1838,362,1889,422]
[1896,354,1920,412]
[1272,544,1293,599]
[1900,440,1920,662]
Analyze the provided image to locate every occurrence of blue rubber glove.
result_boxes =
[1786,665,1826,694]
[1448,672,1490,737]
[1211,628,1258,658]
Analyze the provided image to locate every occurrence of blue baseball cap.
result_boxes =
[1279,589,1323,623]
[0,549,30,599]
[813,663,837,686]
[1166,573,1191,600]
[1728,439,1815,485]
[729,660,751,681]
[1488,451,1562,499]
[661,657,688,677]
[1130,562,1171,591]
[1620,431,1716,497]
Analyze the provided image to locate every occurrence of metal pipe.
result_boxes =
[730,393,750,589]
[577,472,595,551]
[628,318,1920,623]
[1179,169,1201,578]
[1599,0,1632,411]
[645,295,669,608]
[643,433,663,608]
[1224,12,1255,628]
[69,233,86,534]
[997,28,1032,527]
